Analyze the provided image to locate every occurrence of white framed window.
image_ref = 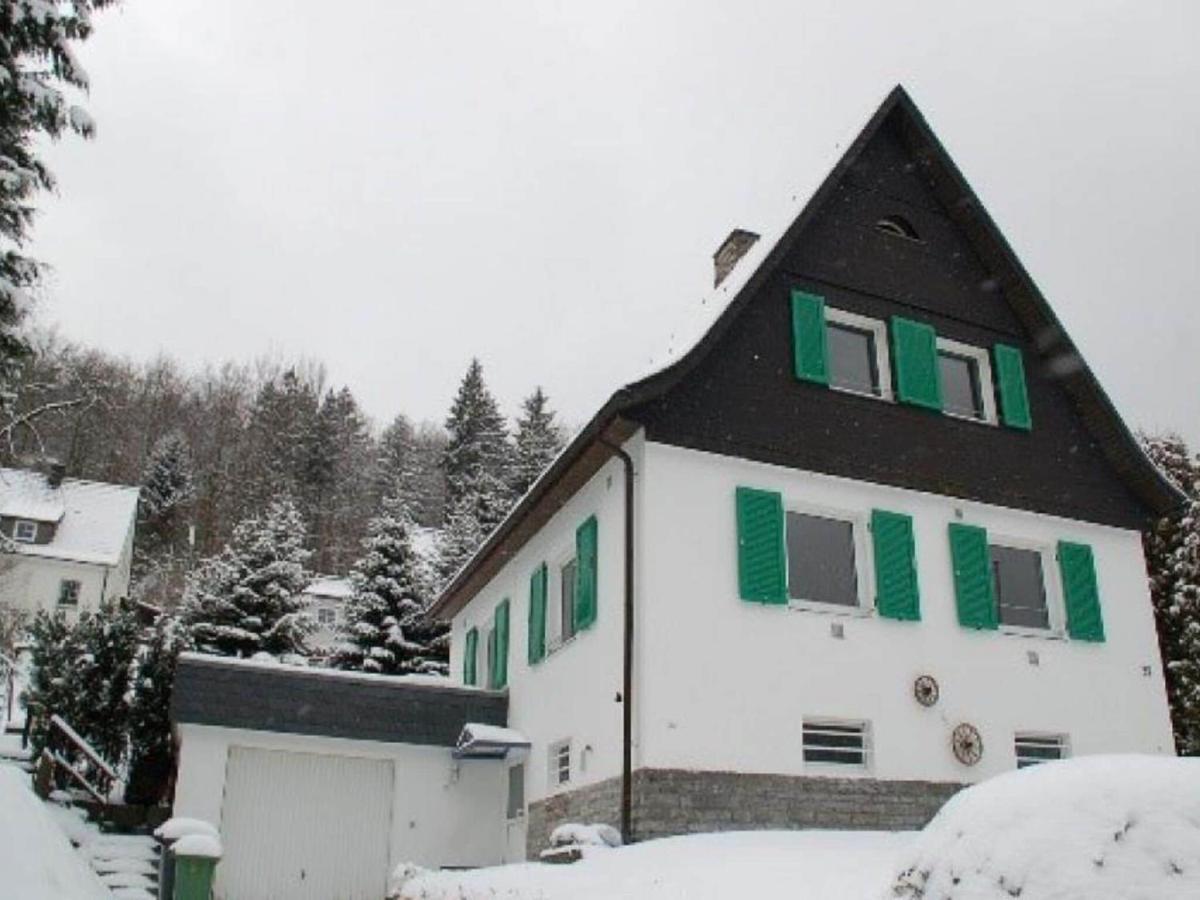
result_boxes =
[936,337,997,424]
[825,308,892,401]
[58,579,81,608]
[545,548,578,652]
[316,606,337,627]
[548,739,572,788]
[506,763,526,819]
[784,504,871,612]
[988,537,1063,635]
[1015,733,1068,768]
[803,719,871,769]
[484,624,496,689]
[13,519,36,543]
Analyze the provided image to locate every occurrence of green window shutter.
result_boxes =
[463,627,478,686]
[735,487,787,604]
[574,516,598,631]
[791,290,829,385]
[493,599,511,688]
[948,523,997,630]
[528,564,547,665]
[1059,541,1105,642]
[871,510,920,621]
[891,317,942,410]
[994,344,1033,431]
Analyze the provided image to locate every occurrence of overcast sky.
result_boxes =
[29,1,1200,445]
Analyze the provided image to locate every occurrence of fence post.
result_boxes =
[170,832,222,900]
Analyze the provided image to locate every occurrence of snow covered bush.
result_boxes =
[886,755,1200,900]
[548,823,623,850]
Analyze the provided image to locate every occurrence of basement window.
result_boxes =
[825,308,892,400]
[936,337,997,424]
[13,520,36,542]
[1015,733,1068,768]
[549,739,572,788]
[803,720,870,768]
[875,215,921,241]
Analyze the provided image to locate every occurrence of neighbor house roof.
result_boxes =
[0,468,138,567]
[302,576,354,600]
[430,85,1185,622]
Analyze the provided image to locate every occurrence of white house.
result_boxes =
[169,86,1180,897]
[300,575,353,652]
[0,465,139,621]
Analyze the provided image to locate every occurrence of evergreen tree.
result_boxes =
[305,386,374,571]
[137,430,195,561]
[511,387,566,497]
[1142,433,1200,754]
[182,496,314,658]
[377,413,416,498]
[125,615,188,805]
[0,1,115,412]
[334,495,448,675]
[242,370,320,516]
[24,601,138,767]
[436,492,489,585]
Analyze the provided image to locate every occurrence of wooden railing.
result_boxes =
[40,714,118,804]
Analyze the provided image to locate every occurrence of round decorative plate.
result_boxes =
[913,675,940,707]
[951,722,983,766]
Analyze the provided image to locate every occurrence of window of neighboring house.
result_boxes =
[13,520,36,543]
[506,763,526,819]
[58,579,81,608]
[548,739,572,788]
[316,606,336,627]
[785,509,865,608]
[1015,733,1068,768]
[936,338,997,424]
[990,544,1051,630]
[802,720,870,768]
[825,309,891,400]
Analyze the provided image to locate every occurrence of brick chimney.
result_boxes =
[713,229,760,288]
[46,460,66,489]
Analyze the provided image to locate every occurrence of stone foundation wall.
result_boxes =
[526,768,962,857]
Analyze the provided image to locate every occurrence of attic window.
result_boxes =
[875,215,921,242]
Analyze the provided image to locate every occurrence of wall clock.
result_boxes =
[913,675,939,707]
[951,723,984,766]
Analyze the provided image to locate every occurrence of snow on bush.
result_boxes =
[887,754,1200,900]
[548,822,622,849]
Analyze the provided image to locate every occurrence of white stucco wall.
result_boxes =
[449,434,642,808]
[174,724,507,870]
[636,440,1174,783]
[0,554,112,620]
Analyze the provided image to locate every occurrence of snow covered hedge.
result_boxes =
[887,755,1200,900]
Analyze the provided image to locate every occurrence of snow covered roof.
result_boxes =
[453,722,531,759]
[430,84,1185,621]
[303,576,354,600]
[0,468,138,567]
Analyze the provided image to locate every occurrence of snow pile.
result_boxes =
[887,754,1200,900]
[391,830,908,899]
[547,822,622,850]
[0,767,109,899]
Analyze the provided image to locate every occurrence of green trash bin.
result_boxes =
[171,833,223,900]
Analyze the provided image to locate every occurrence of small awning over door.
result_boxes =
[453,723,531,760]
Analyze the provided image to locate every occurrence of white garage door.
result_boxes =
[217,746,394,900]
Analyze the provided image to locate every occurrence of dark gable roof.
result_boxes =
[172,654,506,745]
[430,85,1183,622]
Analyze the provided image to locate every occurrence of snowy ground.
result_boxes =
[393,830,910,900]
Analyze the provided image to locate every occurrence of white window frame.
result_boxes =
[548,739,572,791]
[57,579,81,608]
[802,718,872,772]
[544,544,579,656]
[783,501,873,616]
[316,606,337,627]
[1014,732,1069,768]
[13,519,36,543]
[987,534,1065,638]
[935,336,998,425]
[825,308,893,402]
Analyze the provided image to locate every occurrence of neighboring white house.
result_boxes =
[300,576,353,651]
[0,465,139,622]
[169,86,1182,896]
